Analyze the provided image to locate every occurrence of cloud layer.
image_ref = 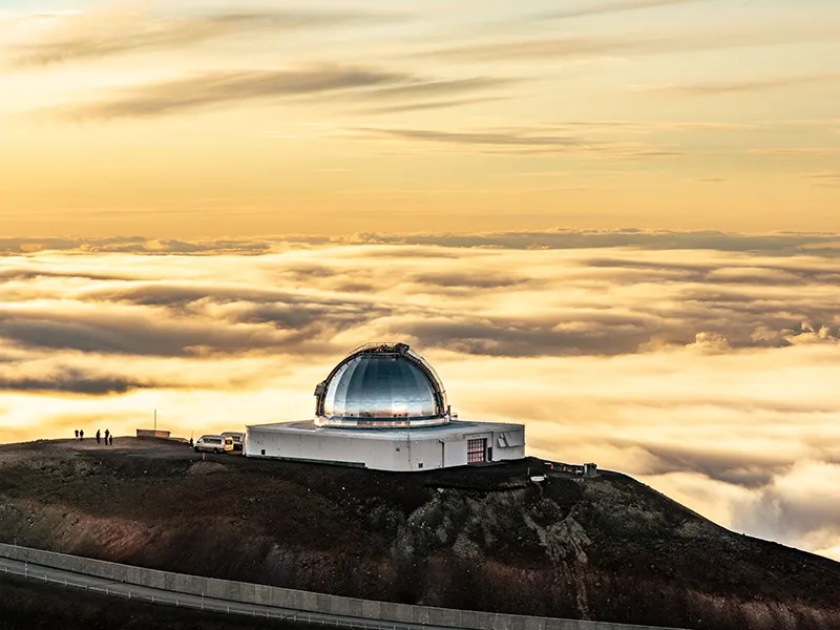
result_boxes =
[1,233,840,562]
[5,229,840,256]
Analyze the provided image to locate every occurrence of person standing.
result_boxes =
[79,429,84,441]
[74,429,79,440]
[109,434,114,446]
[96,429,101,445]
[104,429,110,445]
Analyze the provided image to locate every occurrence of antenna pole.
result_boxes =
[154,409,157,431]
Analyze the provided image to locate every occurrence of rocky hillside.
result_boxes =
[1,438,839,630]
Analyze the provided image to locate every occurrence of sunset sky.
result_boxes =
[1,1,840,565]
[1,0,839,235]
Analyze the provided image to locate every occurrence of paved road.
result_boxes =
[0,557,421,630]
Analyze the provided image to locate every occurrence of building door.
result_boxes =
[467,438,487,464]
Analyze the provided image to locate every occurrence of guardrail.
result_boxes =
[1,559,413,630]
[0,543,686,630]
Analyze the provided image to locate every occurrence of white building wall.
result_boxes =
[490,426,526,462]
[441,438,467,468]
[245,422,526,472]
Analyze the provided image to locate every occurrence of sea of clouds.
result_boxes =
[1,229,839,561]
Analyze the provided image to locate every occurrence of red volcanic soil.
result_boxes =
[0,437,839,630]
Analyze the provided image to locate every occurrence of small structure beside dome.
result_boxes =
[244,342,525,472]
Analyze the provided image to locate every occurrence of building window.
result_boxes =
[418,462,423,469]
[261,449,265,456]
[467,438,486,464]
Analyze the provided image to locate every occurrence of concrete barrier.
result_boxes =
[462,610,486,630]
[255,584,272,606]
[362,599,382,619]
[382,601,414,623]
[0,543,684,630]
[331,595,351,616]
[207,577,227,600]
[524,616,545,630]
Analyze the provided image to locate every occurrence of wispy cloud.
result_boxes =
[354,77,513,101]
[357,96,508,115]
[10,7,388,67]
[805,171,840,187]
[748,147,840,156]
[47,67,410,119]
[331,77,515,115]
[355,127,584,148]
[638,74,840,97]
[548,120,752,132]
[349,126,681,158]
[47,68,512,120]
[424,27,840,63]
[538,0,700,21]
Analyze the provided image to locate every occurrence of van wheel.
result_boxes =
[213,448,220,454]
[193,447,199,452]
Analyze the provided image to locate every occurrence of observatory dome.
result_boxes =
[314,343,449,428]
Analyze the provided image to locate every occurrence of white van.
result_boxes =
[194,435,233,454]
[220,432,245,452]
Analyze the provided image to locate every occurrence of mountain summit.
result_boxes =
[0,438,838,630]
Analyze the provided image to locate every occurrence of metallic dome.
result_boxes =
[314,343,449,428]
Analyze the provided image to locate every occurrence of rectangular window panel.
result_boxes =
[467,438,486,464]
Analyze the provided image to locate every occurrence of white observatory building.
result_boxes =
[244,342,525,472]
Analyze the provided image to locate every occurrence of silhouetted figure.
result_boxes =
[104,429,110,445]
[79,430,84,441]
[96,429,101,445]
[74,430,79,440]
[109,435,114,446]
[189,437,194,448]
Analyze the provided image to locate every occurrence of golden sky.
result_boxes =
[1,0,840,236]
[1,0,840,566]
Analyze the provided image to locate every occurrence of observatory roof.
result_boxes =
[314,343,449,428]
[248,419,524,441]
